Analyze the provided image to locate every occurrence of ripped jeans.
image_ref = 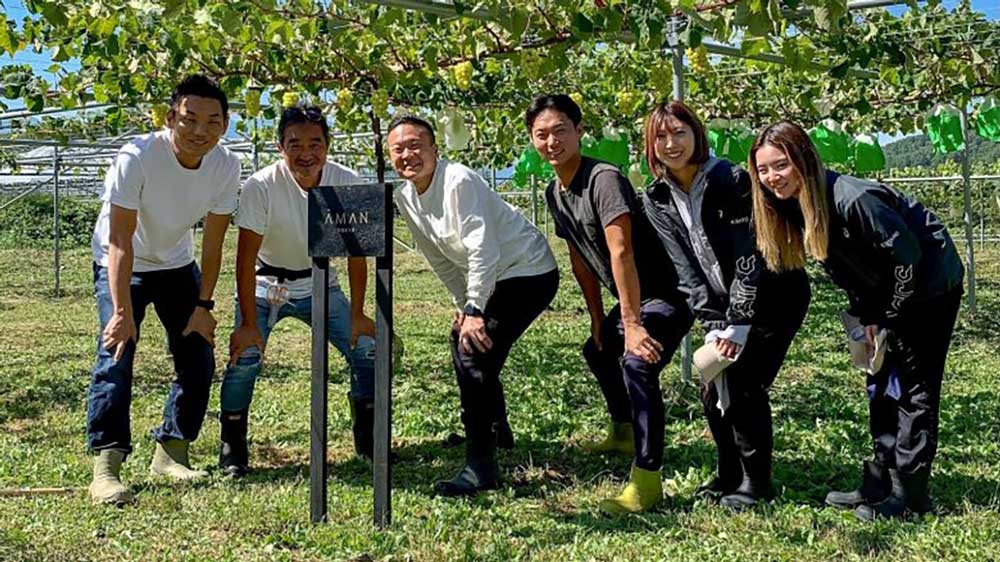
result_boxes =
[219,284,376,414]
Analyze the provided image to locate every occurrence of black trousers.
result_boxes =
[583,298,694,471]
[700,287,809,483]
[449,269,559,440]
[868,287,962,475]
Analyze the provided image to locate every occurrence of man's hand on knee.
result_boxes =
[229,324,265,367]
[103,308,138,362]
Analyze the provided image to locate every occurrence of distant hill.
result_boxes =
[883,133,1000,170]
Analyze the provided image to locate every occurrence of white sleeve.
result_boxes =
[235,177,268,235]
[455,174,499,311]
[210,156,241,215]
[103,152,144,210]
[395,193,467,308]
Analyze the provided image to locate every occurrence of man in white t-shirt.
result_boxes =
[218,106,377,477]
[87,75,240,505]
[387,116,559,496]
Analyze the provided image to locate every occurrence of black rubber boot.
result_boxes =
[434,430,500,497]
[349,395,375,459]
[697,449,743,499]
[825,461,893,510]
[855,468,933,521]
[219,410,250,478]
[493,388,515,450]
[719,457,776,511]
[493,418,515,450]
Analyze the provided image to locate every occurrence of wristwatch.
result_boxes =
[196,298,215,311]
[462,304,483,318]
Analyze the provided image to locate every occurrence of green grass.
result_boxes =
[2,227,1000,562]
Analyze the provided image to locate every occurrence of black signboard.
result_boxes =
[308,183,387,258]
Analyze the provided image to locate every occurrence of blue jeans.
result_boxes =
[219,284,376,414]
[87,261,215,454]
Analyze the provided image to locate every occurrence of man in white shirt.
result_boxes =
[387,116,559,496]
[219,106,377,477]
[87,75,240,505]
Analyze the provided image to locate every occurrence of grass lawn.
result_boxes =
[1,228,999,562]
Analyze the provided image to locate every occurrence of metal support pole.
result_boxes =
[251,118,260,172]
[531,176,538,226]
[668,16,693,383]
[310,257,330,524]
[372,112,393,529]
[959,108,976,313]
[52,147,60,297]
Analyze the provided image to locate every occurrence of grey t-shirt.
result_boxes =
[545,157,677,301]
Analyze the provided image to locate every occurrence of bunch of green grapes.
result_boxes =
[337,88,354,113]
[371,89,388,117]
[150,103,168,128]
[453,61,474,91]
[686,46,711,75]
[244,89,261,117]
[282,92,300,108]
[649,63,673,96]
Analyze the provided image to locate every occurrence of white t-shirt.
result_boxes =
[393,159,557,310]
[236,160,362,299]
[91,130,241,272]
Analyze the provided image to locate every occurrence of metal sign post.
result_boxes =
[307,182,392,526]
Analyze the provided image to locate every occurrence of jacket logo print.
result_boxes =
[731,255,758,319]
[889,264,914,314]
[843,227,851,239]
[730,216,750,225]
[881,231,900,249]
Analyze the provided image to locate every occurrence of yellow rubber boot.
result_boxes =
[581,422,635,456]
[599,464,663,515]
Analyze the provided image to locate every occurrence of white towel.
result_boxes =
[701,327,747,415]
[840,312,889,374]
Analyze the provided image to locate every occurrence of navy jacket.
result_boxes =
[817,171,964,327]
[642,159,809,329]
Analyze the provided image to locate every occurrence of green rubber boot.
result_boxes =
[599,464,663,515]
[89,449,134,505]
[582,421,635,456]
[149,439,209,480]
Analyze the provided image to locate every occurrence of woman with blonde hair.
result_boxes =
[748,119,963,520]
[641,102,809,511]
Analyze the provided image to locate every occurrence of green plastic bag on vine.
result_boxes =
[974,96,1000,143]
[853,134,885,173]
[926,104,965,154]
[808,119,850,164]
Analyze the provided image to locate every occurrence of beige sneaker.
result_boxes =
[149,439,209,480]
[89,449,134,505]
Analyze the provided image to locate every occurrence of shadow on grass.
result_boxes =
[0,369,83,425]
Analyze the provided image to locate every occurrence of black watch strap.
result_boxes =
[463,304,483,318]
[196,298,215,311]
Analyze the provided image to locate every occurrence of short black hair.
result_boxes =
[169,74,229,117]
[387,115,436,145]
[277,106,330,144]
[525,94,582,132]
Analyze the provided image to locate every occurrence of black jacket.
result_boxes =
[812,171,964,327]
[642,159,809,328]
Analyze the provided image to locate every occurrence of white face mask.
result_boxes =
[265,283,290,327]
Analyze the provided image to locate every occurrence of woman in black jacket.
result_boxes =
[749,120,964,520]
[641,102,810,511]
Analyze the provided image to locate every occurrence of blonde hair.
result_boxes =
[748,120,830,272]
